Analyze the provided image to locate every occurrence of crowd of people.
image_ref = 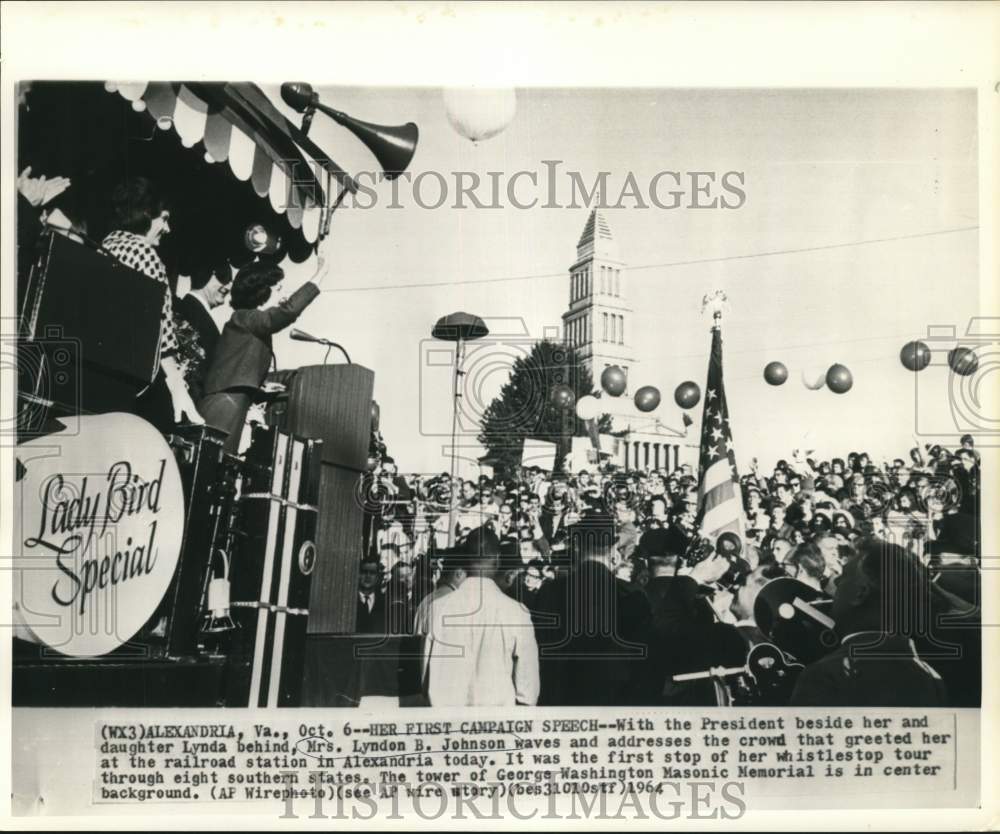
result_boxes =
[354,438,981,708]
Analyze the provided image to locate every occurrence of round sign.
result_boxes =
[14,413,184,656]
[298,540,317,576]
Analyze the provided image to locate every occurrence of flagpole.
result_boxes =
[695,290,746,543]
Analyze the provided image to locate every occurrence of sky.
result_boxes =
[246,86,979,476]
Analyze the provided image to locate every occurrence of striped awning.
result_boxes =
[106,81,357,249]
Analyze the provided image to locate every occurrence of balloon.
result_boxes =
[634,385,661,413]
[826,363,853,394]
[948,346,978,376]
[551,384,575,409]
[600,365,627,397]
[443,88,517,143]
[763,361,788,386]
[900,340,931,372]
[674,381,701,410]
[801,369,827,390]
[575,395,601,421]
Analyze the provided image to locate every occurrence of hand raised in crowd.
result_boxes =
[17,166,71,207]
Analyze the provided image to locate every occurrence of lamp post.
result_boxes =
[431,311,489,547]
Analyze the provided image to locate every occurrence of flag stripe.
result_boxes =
[700,458,732,495]
[702,498,743,534]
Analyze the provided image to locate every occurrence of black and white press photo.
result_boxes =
[2,1,997,827]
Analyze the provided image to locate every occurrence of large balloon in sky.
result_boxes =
[575,394,601,421]
[600,365,628,397]
[948,346,978,376]
[763,361,788,386]
[900,340,931,372]
[826,363,853,394]
[443,88,517,143]
[551,384,575,409]
[634,385,661,413]
[674,381,701,410]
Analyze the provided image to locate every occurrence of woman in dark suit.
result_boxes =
[199,255,328,452]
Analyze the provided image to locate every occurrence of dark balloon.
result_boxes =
[674,381,701,409]
[634,385,661,413]
[900,340,931,372]
[763,361,788,386]
[826,363,853,394]
[551,384,576,409]
[370,400,381,432]
[948,346,978,376]
[601,365,628,397]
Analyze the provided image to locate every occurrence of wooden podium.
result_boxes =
[268,364,373,634]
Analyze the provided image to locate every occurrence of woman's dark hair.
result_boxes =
[893,487,919,511]
[784,501,806,527]
[760,562,788,581]
[190,258,232,291]
[110,177,169,234]
[230,263,284,310]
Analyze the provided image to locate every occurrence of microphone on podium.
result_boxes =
[290,328,325,344]
[289,329,352,364]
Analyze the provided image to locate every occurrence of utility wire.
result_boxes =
[320,225,978,293]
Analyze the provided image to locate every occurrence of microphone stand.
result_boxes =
[291,330,352,364]
[320,341,352,365]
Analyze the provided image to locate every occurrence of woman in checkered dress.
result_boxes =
[101,178,203,432]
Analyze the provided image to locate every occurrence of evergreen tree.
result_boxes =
[477,340,611,478]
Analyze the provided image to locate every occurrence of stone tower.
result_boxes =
[561,209,635,389]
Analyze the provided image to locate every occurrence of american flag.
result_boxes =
[695,324,745,540]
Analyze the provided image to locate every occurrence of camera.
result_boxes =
[7,322,82,438]
[914,317,999,447]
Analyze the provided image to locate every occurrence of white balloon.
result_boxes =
[800,367,827,391]
[443,87,517,143]
[575,395,601,421]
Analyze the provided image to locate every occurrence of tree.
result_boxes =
[477,340,612,479]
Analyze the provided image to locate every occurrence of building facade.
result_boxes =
[562,209,696,473]
[562,209,636,388]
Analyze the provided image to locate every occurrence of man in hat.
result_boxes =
[791,539,947,707]
[640,527,742,704]
[422,527,539,706]
[534,511,652,706]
